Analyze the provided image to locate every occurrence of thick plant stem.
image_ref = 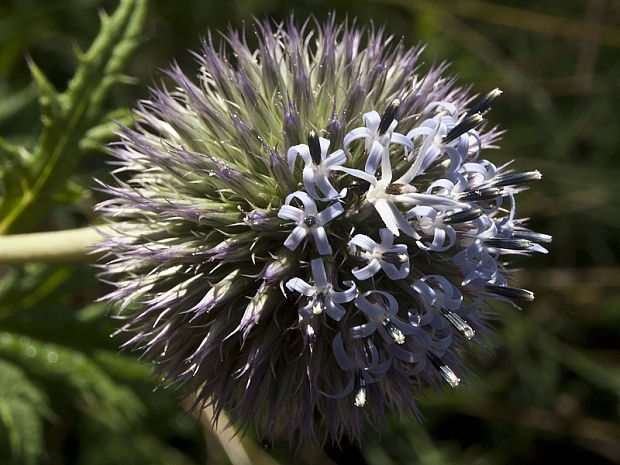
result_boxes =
[0,226,110,264]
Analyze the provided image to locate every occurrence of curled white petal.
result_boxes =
[283,226,307,251]
[286,277,314,296]
[348,234,377,252]
[287,143,311,173]
[350,322,377,339]
[312,226,332,255]
[332,333,354,371]
[363,110,381,130]
[324,150,347,168]
[365,140,385,174]
[352,259,382,280]
[314,174,342,200]
[331,280,357,303]
[310,257,329,288]
[343,127,372,156]
[277,205,304,221]
[325,300,346,321]
[285,191,318,214]
[317,202,344,224]
[381,260,410,280]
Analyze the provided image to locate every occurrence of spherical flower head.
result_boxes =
[96,16,551,445]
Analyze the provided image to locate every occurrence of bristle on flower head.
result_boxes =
[96,14,549,445]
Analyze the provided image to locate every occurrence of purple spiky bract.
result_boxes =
[96,15,550,445]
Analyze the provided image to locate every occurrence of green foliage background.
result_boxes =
[0,0,618,463]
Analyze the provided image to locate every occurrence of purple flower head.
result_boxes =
[96,15,550,445]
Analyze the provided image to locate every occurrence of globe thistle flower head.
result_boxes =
[96,15,551,445]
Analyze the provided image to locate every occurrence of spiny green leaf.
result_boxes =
[26,57,61,124]
[62,0,147,117]
[0,136,32,198]
[0,358,50,465]
[0,0,147,234]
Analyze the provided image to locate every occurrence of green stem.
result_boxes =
[0,226,111,264]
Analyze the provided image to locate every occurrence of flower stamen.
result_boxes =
[308,130,322,165]
[378,99,400,135]
[428,353,460,388]
[354,371,367,407]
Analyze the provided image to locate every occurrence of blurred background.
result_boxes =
[0,0,618,463]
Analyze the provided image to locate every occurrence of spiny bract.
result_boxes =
[96,15,551,444]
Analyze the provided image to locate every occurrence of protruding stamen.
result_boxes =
[385,183,405,195]
[444,206,483,224]
[382,318,405,344]
[439,365,461,388]
[483,238,532,250]
[485,284,534,301]
[511,231,553,243]
[312,293,326,314]
[444,113,483,143]
[428,353,460,388]
[354,371,367,407]
[441,308,475,340]
[308,130,322,165]
[459,187,501,201]
[378,99,400,135]
[381,251,408,265]
[304,215,317,227]
[492,171,541,188]
[305,323,317,344]
[465,88,502,118]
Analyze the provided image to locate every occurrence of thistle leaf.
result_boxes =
[26,57,61,124]
[0,0,147,234]
[0,358,50,465]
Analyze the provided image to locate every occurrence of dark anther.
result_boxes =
[304,215,317,227]
[381,251,408,265]
[492,171,541,188]
[465,88,502,118]
[378,99,400,135]
[443,113,483,143]
[308,130,322,165]
[444,206,483,224]
[483,238,532,250]
[511,230,553,243]
[485,284,534,301]
[385,183,405,195]
[349,179,371,195]
[427,352,443,370]
[459,187,501,201]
